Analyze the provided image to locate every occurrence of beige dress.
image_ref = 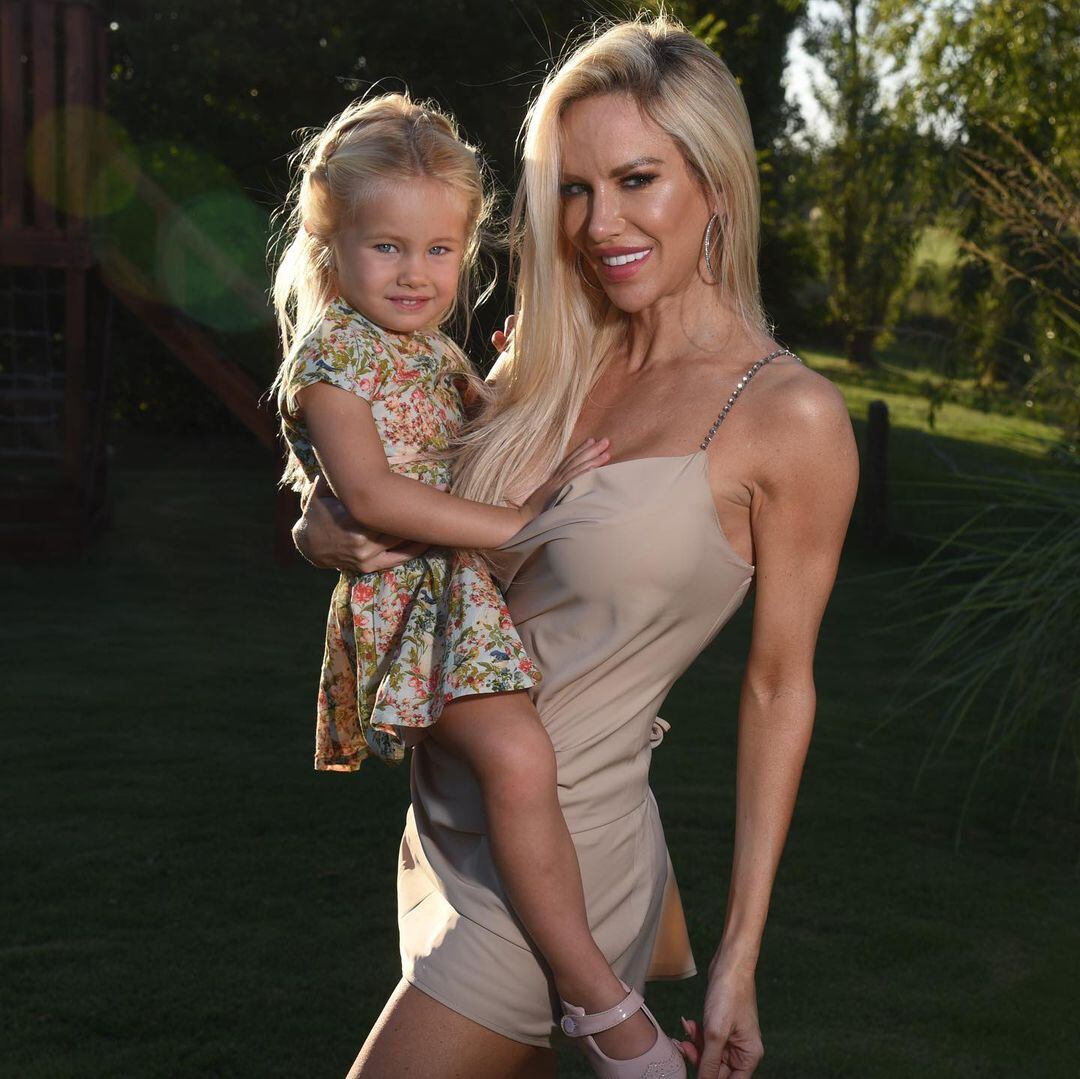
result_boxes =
[396,351,795,1047]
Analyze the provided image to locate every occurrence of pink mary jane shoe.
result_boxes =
[559,979,687,1079]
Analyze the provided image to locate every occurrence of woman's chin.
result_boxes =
[600,282,662,314]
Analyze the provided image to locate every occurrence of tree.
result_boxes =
[877,0,1080,395]
[802,0,934,365]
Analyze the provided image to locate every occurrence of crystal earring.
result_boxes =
[703,213,721,283]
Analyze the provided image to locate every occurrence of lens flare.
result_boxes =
[157,191,271,332]
[26,106,138,219]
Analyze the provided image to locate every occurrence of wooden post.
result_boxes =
[863,399,890,547]
[1,0,26,228]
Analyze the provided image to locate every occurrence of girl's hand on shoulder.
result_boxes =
[521,437,610,520]
[293,487,427,573]
[675,959,764,1079]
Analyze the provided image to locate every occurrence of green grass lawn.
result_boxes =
[3,360,1078,1077]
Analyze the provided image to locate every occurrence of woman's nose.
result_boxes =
[586,188,623,244]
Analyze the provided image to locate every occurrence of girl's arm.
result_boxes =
[299,381,608,550]
[678,376,858,1078]
[293,475,426,573]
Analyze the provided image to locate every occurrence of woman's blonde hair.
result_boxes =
[270,90,495,365]
[452,14,768,506]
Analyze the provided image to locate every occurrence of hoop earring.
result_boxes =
[703,213,721,283]
[575,250,603,293]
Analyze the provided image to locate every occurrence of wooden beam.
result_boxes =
[102,248,277,450]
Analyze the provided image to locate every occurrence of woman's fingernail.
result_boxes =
[680,1016,691,1034]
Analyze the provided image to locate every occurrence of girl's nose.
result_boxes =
[398,255,427,286]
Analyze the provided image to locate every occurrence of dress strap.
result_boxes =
[699,347,798,451]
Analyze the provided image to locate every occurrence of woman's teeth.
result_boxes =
[600,250,650,266]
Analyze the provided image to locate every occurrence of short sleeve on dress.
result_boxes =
[282,316,381,417]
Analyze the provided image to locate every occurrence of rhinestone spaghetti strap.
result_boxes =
[699,347,798,450]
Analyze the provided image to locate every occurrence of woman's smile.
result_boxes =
[595,246,653,281]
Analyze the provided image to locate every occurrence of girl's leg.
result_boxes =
[348,978,556,1079]
[426,691,658,1061]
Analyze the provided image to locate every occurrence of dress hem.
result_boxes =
[402,972,558,1050]
[647,966,698,982]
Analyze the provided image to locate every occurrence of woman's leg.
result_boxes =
[425,692,657,1061]
[348,978,556,1079]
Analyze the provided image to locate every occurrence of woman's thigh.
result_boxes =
[347,978,557,1079]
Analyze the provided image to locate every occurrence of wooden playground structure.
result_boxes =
[0,0,294,560]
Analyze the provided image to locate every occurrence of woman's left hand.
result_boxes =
[293,480,427,573]
[674,958,764,1078]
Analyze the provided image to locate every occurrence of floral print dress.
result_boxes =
[279,297,541,770]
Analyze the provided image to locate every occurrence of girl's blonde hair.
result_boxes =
[452,14,769,506]
[271,91,495,362]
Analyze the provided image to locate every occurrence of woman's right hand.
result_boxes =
[293,484,427,574]
[521,437,611,520]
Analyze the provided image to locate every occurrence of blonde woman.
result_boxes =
[296,16,858,1079]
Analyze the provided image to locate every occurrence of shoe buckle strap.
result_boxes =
[560,986,644,1038]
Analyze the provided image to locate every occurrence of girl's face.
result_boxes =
[333,177,470,333]
[558,93,713,314]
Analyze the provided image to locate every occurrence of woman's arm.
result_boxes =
[680,375,859,1079]
[299,381,608,550]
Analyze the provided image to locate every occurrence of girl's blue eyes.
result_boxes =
[560,173,657,196]
[372,243,452,255]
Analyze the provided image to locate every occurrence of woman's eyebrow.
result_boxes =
[611,156,663,176]
[559,156,664,184]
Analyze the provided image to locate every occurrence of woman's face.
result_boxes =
[558,93,713,314]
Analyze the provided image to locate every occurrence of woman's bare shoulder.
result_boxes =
[752,357,857,487]
[759,355,850,430]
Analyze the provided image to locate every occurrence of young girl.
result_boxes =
[272,94,683,1076]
